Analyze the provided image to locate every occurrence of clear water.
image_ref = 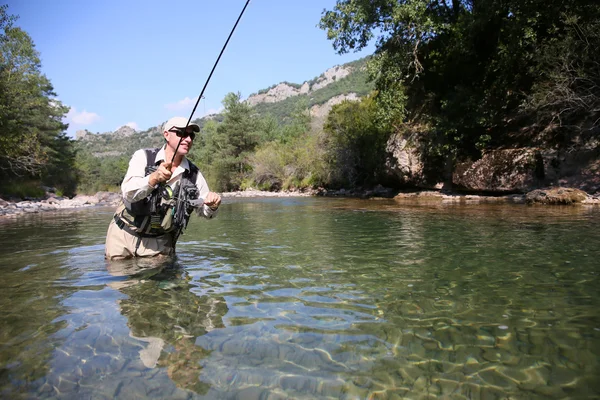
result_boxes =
[0,198,599,399]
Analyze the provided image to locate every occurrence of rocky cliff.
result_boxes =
[76,125,138,141]
[245,64,354,106]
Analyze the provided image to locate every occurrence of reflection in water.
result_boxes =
[0,201,598,398]
[106,258,228,394]
[168,200,599,399]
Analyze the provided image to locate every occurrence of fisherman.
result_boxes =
[105,116,221,260]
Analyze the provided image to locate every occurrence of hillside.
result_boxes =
[74,57,372,157]
[251,58,372,127]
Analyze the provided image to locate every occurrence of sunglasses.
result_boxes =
[169,128,196,140]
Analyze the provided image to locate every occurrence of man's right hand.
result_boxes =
[149,162,172,187]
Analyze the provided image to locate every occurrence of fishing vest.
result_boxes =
[113,148,199,238]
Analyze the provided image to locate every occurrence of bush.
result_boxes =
[0,181,46,199]
[248,133,329,191]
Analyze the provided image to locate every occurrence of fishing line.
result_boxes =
[171,0,251,163]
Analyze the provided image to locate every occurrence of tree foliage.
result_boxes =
[320,0,600,178]
[247,106,327,191]
[75,148,129,194]
[323,96,388,187]
[0,5,75,195]
[525,14,600,146]
[190,92,260,191]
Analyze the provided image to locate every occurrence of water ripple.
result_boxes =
[0,202,599,398]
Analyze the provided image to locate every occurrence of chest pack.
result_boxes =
[113,148,200,237]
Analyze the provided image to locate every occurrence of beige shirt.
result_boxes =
[121,146,217,219]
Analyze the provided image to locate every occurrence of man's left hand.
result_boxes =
[204,192,221,210]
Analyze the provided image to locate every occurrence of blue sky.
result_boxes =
[6,0,373,137]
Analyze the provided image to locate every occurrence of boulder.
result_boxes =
[394,191,444,202]
[385,135,423,184]
[453,148,544,193]
[525,187,588,205]
[385,133,444,189]
[95,191,121,204]
[72,195,99,205]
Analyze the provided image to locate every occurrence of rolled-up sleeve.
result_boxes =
[121,150,156,203]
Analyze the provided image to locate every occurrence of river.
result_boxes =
[0,197,599,399]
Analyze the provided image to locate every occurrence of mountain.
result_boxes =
[74,56,372,157]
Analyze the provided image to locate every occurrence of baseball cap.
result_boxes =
[163,116,200,133]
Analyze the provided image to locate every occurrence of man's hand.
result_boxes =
[148,162,172,187]
[204,192,221,210]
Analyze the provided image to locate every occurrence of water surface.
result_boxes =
[0,198,599,399]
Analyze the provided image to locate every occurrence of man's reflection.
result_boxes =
[106,258,228,394]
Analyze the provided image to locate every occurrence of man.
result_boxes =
[105,116,221,260]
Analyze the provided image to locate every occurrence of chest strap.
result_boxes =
[113,214,167,238]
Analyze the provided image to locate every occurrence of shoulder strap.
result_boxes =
[185,159,199,183]
[144,148,161,167]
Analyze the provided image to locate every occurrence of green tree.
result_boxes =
[189,119,230,190]
[0,6,74,194]
[525,14,600,146]
[190,92,260,191]
[278,97,311,144]
[43,132,77,195]
[99,156,128,190]
[219,92,260,160]
[249,131,328,191]
[323,96,387,188]
[320,0,600,181]
[74,149,100,193]
[256,114,279,144]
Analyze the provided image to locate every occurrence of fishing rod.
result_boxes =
[171,0,251,163]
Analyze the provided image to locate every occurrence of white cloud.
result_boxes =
[164,96,197,112]
[65,107,101,125]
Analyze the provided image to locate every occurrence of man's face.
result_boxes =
[164,126,195,155]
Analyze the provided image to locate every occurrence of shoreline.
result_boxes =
[1,187,599,218]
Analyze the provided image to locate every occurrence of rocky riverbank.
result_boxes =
[391,187,600,205]
[1,187,599,218]
[0,189,318,218]
[0,190,316,218]
[0,192,122,218]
